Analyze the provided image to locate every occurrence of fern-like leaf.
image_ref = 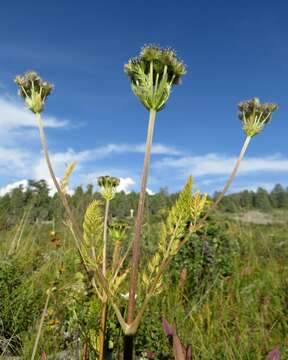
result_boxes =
[60,161,77,194]
[166,176,193,241]
[83,200,103,256]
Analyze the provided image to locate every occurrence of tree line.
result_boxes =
[217,184,288,212]
[0,180,177,229]
[0,180,287,229]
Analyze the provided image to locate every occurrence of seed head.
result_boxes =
[109,220,129,241]
[15,71,53,113]
[97,175,120,200]
[238,97,278,137]
[124,44,186,111]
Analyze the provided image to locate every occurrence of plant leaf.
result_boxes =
[162,317,173,337]
[266,346,280,360]
[186,345,193,360]
[172,330,186,360]
[83,200,103,255]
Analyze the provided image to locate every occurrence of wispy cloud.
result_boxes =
[0,179,28,197]
[86,143,184,158]
[0,141,182,191]
[0,147,31,176]
[0,96,69,130]
[153,153,288,177]
[0,95,70,146]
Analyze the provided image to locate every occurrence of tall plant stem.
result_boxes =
[103,199,110,278]
[127,109,156,323]
[99,199,110,360]
[124,109,156,360]
[201,135,251,223]
[35,113,83,248]
[31,289,51,360]
[36,113,128,333]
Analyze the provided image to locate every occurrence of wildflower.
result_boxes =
[109,220,129,241]
[14,71,53,113]
[124,44,186,111]
[238,97,278,137]
[97,175,120,200]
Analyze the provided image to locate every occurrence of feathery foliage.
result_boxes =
[60,162,77,194]
[83,200,103,255]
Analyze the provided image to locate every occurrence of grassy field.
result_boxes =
[0,211,287,359]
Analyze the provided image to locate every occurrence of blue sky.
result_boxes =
[0,0,287,195]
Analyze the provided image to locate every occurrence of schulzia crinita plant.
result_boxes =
[97,175,120,359]
[15,45,278,359]
[124,45,186,345]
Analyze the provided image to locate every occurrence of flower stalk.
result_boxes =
[127,108,156,323]
[31,288,54,360]
[97,175,119,360]
[98,198,109,360]
[201,135,251,222]
[123,45,186,359]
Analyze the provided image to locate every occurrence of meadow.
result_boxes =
[0,44,285,359]
[0,186,287,359]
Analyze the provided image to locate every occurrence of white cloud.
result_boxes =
[153,153,288,177]
[0,96,69,146]
[117,177,135,193]
[0,179,28,196]
[0,96,69,129]
[0,147,31,175]
[31,142,183,184]
[85,143,183,159]
[146,188,155,195]
[0,177,73,197]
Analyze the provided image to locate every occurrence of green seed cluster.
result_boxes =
[238,97,278,137]
[15,71,53,113]
[124,45,187,111]
[125,45,186,86]
[97,175,120,200]
[109,220,129,241]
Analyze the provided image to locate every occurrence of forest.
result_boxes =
[1,180,287,229]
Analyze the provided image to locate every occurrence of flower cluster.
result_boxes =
[97,175,120,200]
[238,97,278,137]
[14,71,53,113]
[124,45,186,111]
[109,220,129,241]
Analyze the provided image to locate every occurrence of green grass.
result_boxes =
[0,219,287,359]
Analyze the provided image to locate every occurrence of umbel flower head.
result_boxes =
[124,44,186,111]
[15,71,53,113]
[97,175,120,200]
[238,97,278,137]
[109,220,129,241]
